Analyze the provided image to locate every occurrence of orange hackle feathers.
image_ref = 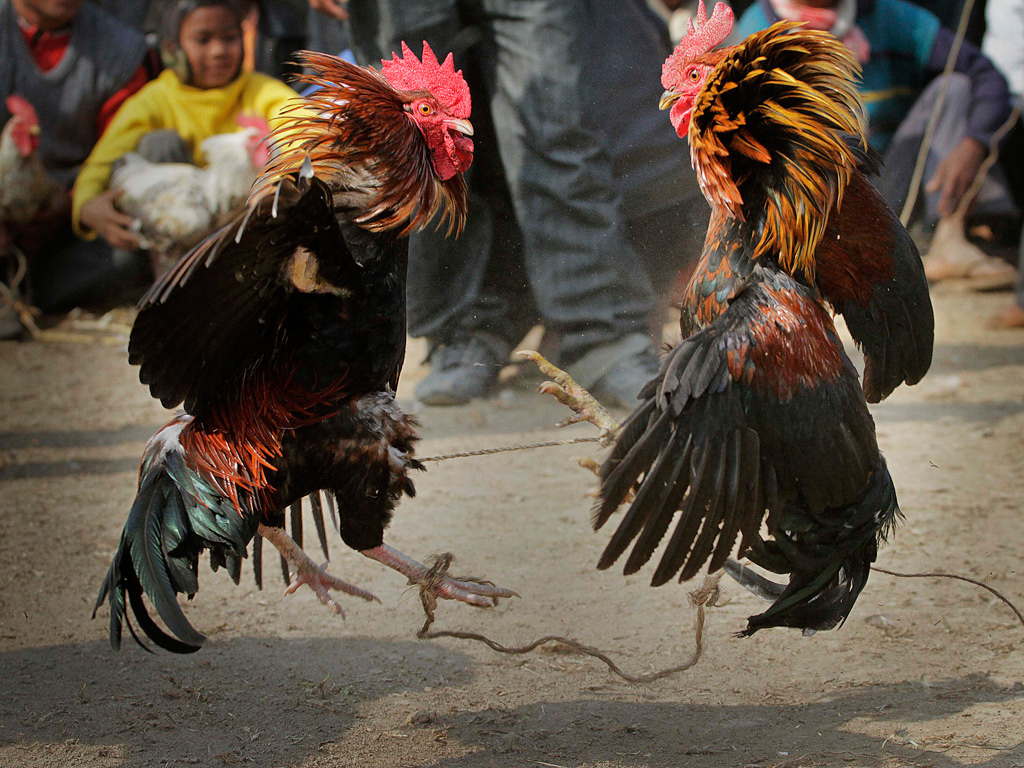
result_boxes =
[255,49,468,237]
[686,22,867,279]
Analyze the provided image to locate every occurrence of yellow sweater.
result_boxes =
[72,68,297,236]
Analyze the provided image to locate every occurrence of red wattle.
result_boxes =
[669,101,692,139]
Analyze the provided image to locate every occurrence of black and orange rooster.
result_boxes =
[547,3,933,636]
[95,43,514,653]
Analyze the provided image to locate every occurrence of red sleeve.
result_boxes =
[96,63,151,137]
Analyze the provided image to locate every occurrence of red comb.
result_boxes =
[5,94,38,123]
[380,41,471,119]
[661,0,734,89]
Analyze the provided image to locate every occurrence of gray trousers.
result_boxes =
[877,74,1016,224]
[347,0,656,364]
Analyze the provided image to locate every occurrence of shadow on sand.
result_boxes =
[0,635,474,766]
[425,674,1024,768]
[4,634,1021,768]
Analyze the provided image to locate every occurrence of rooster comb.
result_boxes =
[661,1,735,89]
[5,95,38,122]
[380,41,471,119]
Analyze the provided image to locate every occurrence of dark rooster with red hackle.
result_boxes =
[95,43,515,654]
[534,2,933,636]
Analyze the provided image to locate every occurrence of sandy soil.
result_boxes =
[1,287,1023,768]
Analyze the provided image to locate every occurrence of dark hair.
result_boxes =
[159,0,244,49]
[157,0,244,84]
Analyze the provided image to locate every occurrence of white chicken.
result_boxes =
[0,95,58,232]
[110,116,270,274]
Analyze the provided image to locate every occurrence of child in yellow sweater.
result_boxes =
[74,0,295,250]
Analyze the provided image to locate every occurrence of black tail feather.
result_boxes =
[290,500,304,549]
[310,492,330,560]
[95,448,255,653]
[326,492,339,531]
[724,559,787,601]
[253,531,263,589]
[281,500,303,584]
[739,460,901,635]
[94,469,206,652]
[279,551,290,586]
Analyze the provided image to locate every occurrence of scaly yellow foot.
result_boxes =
[518,350,619,440]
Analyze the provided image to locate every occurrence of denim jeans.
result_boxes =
[347,0,659,363]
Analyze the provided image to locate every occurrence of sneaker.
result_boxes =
[564,333,661,409]
[590,347,662,408]
[414,332,511,406]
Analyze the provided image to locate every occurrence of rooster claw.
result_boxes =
[259,524,380,618]
[519,350,617,439]
[361,544,518,609]
[284,560,380,618]
[427,573,519,608]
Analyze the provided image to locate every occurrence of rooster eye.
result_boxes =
[417,102,433,115]
[689,69,700,81]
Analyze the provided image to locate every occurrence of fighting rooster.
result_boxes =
[95,43,513,653]
[543,3,933,635]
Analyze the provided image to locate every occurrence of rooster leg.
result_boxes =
[257,524,379,617]
[518,350,619,440]
[360,544,518,608]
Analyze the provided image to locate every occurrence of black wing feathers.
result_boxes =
[597,270,890,632]
[829,166,934,403]
[839,225,934,403]
[129,175,359,413]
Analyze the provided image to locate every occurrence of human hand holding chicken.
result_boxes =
[79,189,141,251]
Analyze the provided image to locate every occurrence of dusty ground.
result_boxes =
[1,288,1023,768]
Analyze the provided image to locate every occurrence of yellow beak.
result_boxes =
[29,124,41,135]
[659,90,681,111]
[444,117,474,137]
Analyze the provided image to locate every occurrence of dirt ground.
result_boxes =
[1,287,1023,768]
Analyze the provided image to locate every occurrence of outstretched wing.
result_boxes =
[129,170,362,414]
[596,269,879,585]
[816,170,934,403]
